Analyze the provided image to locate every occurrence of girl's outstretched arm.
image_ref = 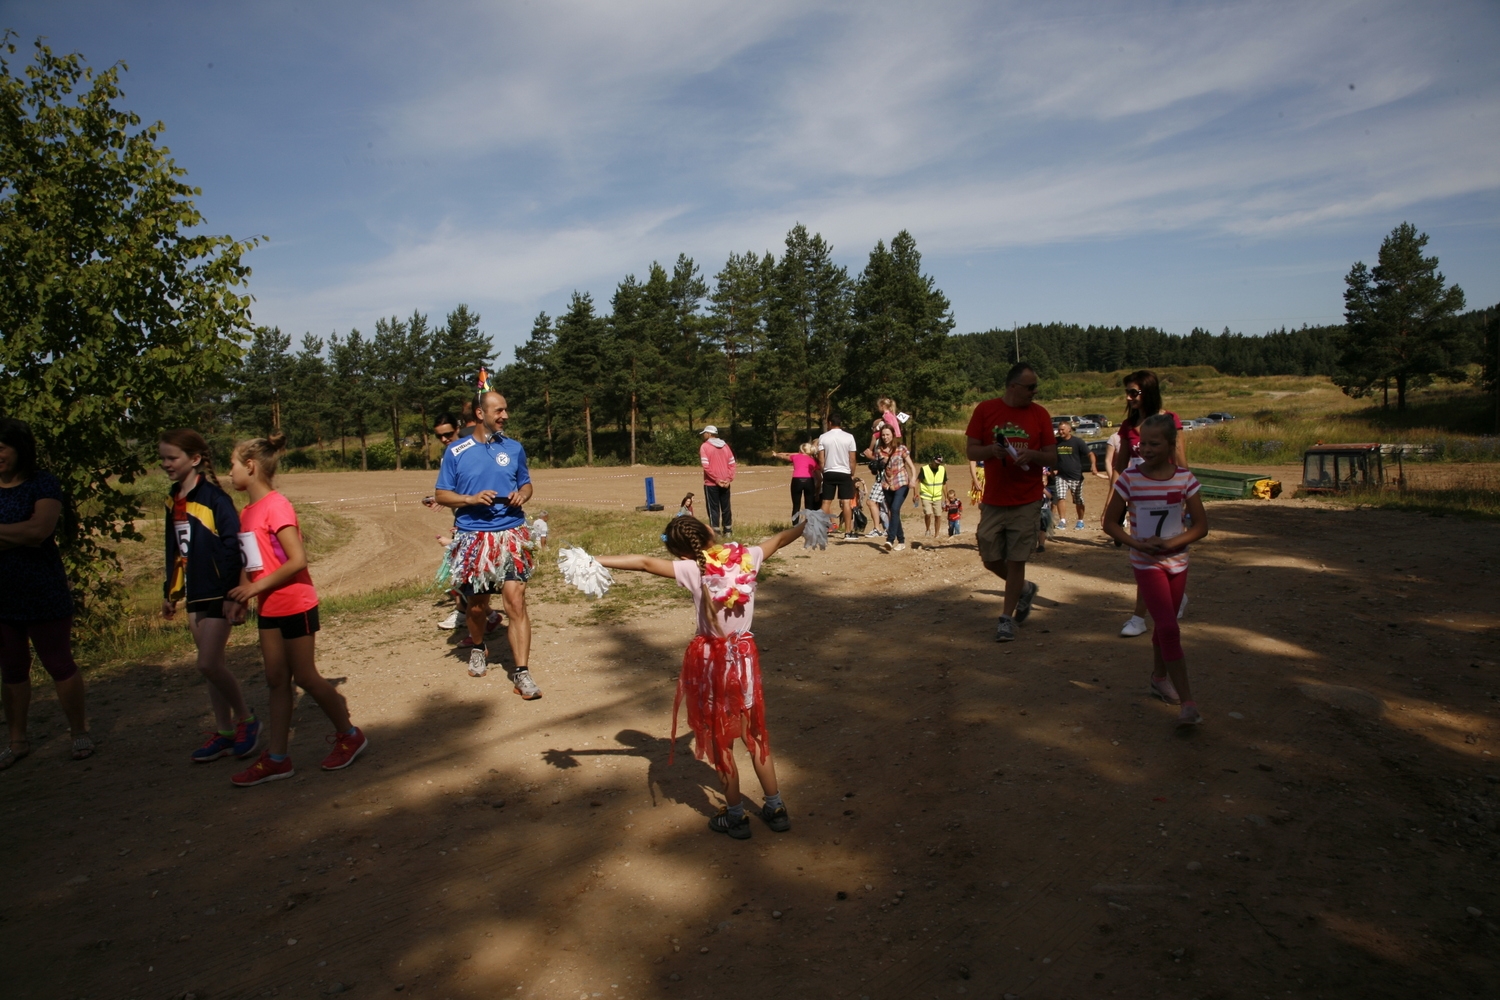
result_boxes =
[596,554,677,579]
[758,520,808,559]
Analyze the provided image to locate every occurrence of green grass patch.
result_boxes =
[1302,486,1500,521]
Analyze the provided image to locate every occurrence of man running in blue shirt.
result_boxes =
[434,391,542,698]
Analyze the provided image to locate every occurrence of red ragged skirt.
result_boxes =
[671,632,769,775]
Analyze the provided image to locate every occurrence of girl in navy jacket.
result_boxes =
[159,429,261,762]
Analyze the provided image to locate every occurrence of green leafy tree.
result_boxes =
[1336,222,1467,410]
[846,231,960,453]
[0,37,257,610]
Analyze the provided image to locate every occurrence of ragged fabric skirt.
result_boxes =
[671,632,769,774]
[436,526,536,591]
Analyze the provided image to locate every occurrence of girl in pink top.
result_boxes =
[226,434,367,786]
[1102,415,1209,726]
[771,441,821,519]
[597,515,807,840]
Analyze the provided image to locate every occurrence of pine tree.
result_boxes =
[506,312,558,464]
[1336,223,1467,410]
[551,292,610,465]
[846,231,958,454]
[765,224,850,444]
[231,326,293,435]
[328,330,373,469]
[707,250,772,446]
[430,304,491,416]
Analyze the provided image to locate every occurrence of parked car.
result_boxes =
[1181,418,1205,431]
[1203,412,1236,422]
[1083,413,1112,428]
[1074,420,1101,436]
[1051,414,1084,429]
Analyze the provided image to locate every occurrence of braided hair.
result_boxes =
[664,515,714,570]
[160,428,222,488]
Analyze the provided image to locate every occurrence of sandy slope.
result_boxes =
[4,464,1499,1000]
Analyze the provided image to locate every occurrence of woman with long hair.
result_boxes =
[869,423,919,552]
[0,418,91,768]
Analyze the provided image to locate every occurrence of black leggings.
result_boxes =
[790,477,818,519]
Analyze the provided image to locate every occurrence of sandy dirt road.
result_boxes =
[5,463,1499,1000]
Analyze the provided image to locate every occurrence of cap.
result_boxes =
[700,425,718,435]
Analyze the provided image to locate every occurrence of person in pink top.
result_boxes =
[771,441,821,519]
[596,515,807,840]
[226,433,367,786]
[1102,414,1209,727]
[698,425,737,537]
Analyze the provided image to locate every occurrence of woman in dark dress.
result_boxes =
[0,418,91,768]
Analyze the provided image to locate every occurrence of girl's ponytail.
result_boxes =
[234,433,290,481]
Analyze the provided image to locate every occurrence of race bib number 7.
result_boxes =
[1133,492,1185,540]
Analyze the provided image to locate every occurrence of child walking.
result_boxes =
[595,516,806,839]
[158,429,260,763]
[943,488,963,535]
[1101,414,1209,726]
[225,434,367,785]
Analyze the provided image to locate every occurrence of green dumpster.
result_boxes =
[1188,467,1282,500]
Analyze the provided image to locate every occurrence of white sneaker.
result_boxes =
[893,542,906,551]
[1120,615,1148,637]
[1177,594,1188,620]
[438,609,461,630]
[467,647,488,677]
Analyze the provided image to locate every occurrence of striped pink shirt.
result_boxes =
[1113,466,1200,572]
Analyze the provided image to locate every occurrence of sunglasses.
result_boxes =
[1124,389,1142,398]
[1013,382,1039,392]
[436,430,457,441]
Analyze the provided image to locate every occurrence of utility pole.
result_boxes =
[1013,324,1020,363]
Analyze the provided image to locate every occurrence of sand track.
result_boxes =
[5,463,1499,1000]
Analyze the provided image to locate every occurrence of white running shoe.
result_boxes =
[893,542,906,551]
[438,609,461,630]
[1120,615,1148,637]
[467,647,489,677]
[1177,594,1188,620]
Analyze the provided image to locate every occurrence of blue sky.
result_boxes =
[5,0,1498,360]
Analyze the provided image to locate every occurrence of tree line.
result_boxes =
[228,222,1500,470]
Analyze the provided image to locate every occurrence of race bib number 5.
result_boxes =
[238,531,264,572]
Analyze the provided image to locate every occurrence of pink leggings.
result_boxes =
[1132,566,1187,661]
[0,619,79,685]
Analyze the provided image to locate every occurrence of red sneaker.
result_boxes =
[321,728,368,770]
[231,751,295,787]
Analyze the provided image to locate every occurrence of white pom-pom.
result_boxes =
[557,545,614,598]
[795,510,833,550]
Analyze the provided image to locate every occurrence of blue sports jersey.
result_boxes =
[434,433,531,532]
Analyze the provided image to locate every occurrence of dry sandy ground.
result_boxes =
[5,464,1499,1000]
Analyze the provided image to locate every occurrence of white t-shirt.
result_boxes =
[672,546,764,636]
[817,428,858,475]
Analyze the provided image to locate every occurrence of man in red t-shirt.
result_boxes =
[965,362,1058,642]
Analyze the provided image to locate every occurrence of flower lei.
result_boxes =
[700,542,757,611]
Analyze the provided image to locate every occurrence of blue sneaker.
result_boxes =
[1074,520,1085,530]
[233,716,262,759]
[192,731,235,763]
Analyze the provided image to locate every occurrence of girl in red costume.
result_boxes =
[596,516,806,840]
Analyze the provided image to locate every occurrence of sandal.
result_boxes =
[71,734,95,760]
[0,741,30,771]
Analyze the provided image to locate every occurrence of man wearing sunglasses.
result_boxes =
[965,361,1058,643]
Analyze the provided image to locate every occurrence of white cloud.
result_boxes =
[251,0,1500,335]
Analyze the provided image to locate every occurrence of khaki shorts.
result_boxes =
[917,494,943,517]
[977,502,1040,564]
